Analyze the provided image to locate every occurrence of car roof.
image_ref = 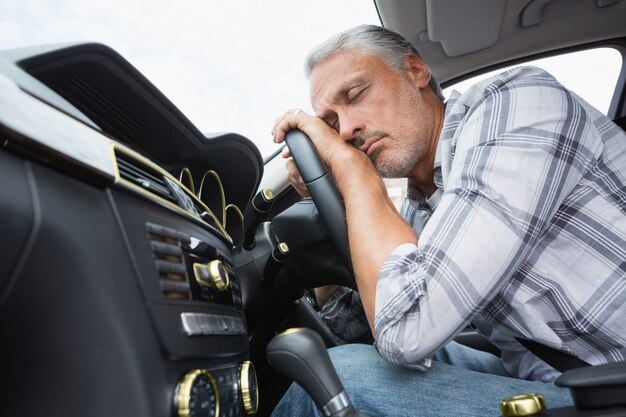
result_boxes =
[375,0,626,86]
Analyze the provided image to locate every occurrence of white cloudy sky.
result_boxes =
[0,0,380,157]
[1,1,620,158]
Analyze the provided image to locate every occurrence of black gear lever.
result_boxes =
[266,328,371,417]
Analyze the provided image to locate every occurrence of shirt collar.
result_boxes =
[406,96,457,209]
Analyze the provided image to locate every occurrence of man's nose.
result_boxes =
[338,114,363,143]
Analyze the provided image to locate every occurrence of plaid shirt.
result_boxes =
[321,66,626,381]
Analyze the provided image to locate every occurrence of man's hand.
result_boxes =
[272,108,358,186]
[272,107,418,337]
[281,146,310,198]
[314,285,341,309]
[273,108,350,197]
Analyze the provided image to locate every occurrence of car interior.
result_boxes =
[1,1,625,416]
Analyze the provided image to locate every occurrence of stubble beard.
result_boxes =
[367,82,430,178]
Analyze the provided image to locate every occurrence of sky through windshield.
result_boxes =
[0,0,380,157]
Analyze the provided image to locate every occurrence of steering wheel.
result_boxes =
[284,129,353,276]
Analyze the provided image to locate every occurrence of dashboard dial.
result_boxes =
[176,369,219,417]
[193,259,230,292]
[239,361,259,415]
[208,260,229,291]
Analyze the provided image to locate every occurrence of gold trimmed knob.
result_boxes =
[275,242,289,259]
[240,361,259,415]
[176,369,219,417]
[208,260,229,291]
[500,394,545,416]
[193,260,229,292]
[261,188,274,201]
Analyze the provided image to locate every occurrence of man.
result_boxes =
[271,24,626,416]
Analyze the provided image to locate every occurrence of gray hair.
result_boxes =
[305,24,444,102]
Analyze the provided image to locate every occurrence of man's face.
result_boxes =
[309,48,434,178]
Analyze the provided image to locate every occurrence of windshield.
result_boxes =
[0,1,380,158]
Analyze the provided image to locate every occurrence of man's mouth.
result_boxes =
[360,136,383,156]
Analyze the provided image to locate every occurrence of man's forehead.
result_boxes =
[310,49,377,84]
[309,50,383,113]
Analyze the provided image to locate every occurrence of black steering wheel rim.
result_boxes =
[284,129,354,279]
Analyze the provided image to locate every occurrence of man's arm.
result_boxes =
[334,151,418,334]
[274,68,600,370]
[272,111,417,336]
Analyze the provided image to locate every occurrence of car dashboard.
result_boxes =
[0,43,270,417]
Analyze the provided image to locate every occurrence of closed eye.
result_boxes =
[321,116,339,132]
[348,87,366,103]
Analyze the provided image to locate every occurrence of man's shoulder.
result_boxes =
[486,65,554,84]
[458,66,560,102]
[445,66,565,123]
[440,65,577,154]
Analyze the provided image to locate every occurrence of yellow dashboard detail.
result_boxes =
[190,168,245,243]
[178,167,196,195]
[239,361,259,415]
[193,260,230,292]
[224,203,245,240]
[176,369,219,417]
[198,170,225,224]
[110,143,232,243]
[261,188,274,201]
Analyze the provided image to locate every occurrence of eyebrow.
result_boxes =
[337,77,366,100]
[316,76,367,121]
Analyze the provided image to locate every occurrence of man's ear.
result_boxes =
[404,53,431,89]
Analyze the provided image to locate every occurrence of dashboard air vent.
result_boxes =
[112,145,229,242]
[147,222,191,300]
[115,152,176,203]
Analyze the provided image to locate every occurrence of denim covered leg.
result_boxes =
[271,343,573,417]
[431,341,510,376]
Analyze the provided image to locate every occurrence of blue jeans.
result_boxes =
[271,341,574,417]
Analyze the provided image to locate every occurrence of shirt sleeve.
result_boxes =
[319,286,374,344]
[374,70,600,369]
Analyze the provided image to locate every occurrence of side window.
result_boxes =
[443,47,623,115]
[385,47,623,208]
